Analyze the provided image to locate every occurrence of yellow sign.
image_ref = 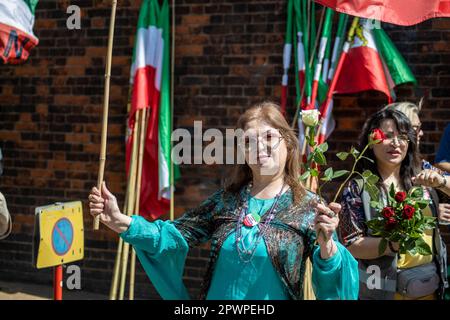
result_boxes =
[33,201,84,269]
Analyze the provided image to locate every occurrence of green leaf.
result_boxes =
[310,168,319,177]
[317,142,328,153]
[332,170,349,179]
[414,237,433,256]
[361,156,375,163]
[336,152,349,161]
[350,146,360,158]
[362,170,372,178]
[324,167,333,180]
[370,200,382,210]
[300,171,311,181]
[416,200,430,210]
[366,183,380,200]
[367,174,379,185]
[389,183,396,199]
[409,187,424,199]
[379,238,388,256]
[313,151,327,166]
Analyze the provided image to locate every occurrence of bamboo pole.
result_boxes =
[170,0,176,222]
[129,107,147,300]
[108,198,127,300]
[118,111,141,300]
[94,0,118,230]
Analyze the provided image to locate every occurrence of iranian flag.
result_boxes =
[127,0,178,220]
[334,19,416,102]
[314,0,450,26]
[0,0,39,64]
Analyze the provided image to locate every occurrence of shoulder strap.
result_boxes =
[354,178,374,222]
[428,187,440,218]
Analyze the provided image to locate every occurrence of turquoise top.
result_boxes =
[120,194,349,300]
[206,195,289,299]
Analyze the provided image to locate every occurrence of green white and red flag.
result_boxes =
[314,0,450,26]
[126,0,178,220]
[308,7,334,110]
[0,0,39,64]
[334,19,416,102]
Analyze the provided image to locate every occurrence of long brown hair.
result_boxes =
[224,101,306,204]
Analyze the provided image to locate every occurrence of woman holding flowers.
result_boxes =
[338,108,448,300]
[88,102,359,300]
[386,101,450,225]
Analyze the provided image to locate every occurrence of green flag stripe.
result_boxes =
[372,27,417,86]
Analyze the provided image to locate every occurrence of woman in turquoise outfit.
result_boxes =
[88,101,359,300]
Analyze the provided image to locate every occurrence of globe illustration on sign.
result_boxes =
[51,218,74,256]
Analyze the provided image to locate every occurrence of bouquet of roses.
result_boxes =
[366,184,437,256]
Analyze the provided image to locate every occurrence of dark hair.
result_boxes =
[357,108,420,191]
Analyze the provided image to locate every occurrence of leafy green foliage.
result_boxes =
[367,182,437,256]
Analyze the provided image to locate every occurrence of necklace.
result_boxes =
[235,181,286,263]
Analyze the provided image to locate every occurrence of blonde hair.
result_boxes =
[224,101,306,204]
[384,98,424,123]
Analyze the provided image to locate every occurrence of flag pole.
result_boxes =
[170,0,175,222]
[109,89,134,300]
[129,107,147,300]
[290,4,325,128]
[94,0,118,230]
[118,111,140,300]
[316,17,359,144]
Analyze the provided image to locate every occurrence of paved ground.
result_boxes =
[0,280,108,300]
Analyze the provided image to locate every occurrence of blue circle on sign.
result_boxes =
[51,218,74,256]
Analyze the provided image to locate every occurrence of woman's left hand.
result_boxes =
[412,169,446,189]
[314,202,341,259]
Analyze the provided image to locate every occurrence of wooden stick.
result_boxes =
[170,0,176,222]
[290,3,325,129]
[108,200,126,300]
[109,90,134,299]
[118,110,140,300]
[129,107,147,300]
[94,0,118,230]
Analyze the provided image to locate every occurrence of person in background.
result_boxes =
[339,108,448,300]
[0,147,12,240]
[387,102,450,225]
[435,123,450,174]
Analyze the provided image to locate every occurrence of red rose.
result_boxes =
[369,128,386,144]
[381,206,395,219]
[395,191,407,203]
[385,217,397,230]
[402,205,415,220]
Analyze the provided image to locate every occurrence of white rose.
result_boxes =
[301,109,320,127]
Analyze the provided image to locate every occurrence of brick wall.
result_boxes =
[0,0,448,299]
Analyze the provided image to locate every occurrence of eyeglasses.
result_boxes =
[384,132,410,145]
[238,133,284,151]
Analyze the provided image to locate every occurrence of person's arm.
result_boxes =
[0,191,12,240]
[88,182,222,246]
[434,125,450,172]
[412,169,450,197]
[434,162,450,173]
[347,236,398,260]
[307,222,359,300]
[88,182,222,299]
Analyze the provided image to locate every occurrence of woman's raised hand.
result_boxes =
[88,182,131,233]
[314,202,340,259]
